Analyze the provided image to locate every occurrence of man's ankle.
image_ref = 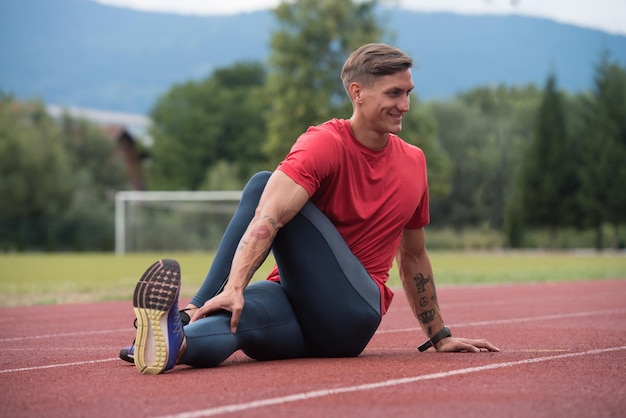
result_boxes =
[182,305,199,316]
[176,337,187,364]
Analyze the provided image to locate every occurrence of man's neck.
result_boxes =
[349,117,388,150]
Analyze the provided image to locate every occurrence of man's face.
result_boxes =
[358,69,414,135]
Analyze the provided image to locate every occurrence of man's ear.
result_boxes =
[348,82,363,103]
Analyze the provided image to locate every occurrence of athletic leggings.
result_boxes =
[180,171,382,368]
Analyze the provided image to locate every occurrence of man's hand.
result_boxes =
[434,337,500,353]
[188,171,309,334]
[190,288,244,333]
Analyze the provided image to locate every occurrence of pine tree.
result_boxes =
[578,54,626,249]
[521,74,579,248]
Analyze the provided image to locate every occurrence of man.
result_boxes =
[125,43,499,375]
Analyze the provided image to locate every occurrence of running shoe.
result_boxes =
[119,345,135,363]
[132,259,185,374]
[119,310,191,364]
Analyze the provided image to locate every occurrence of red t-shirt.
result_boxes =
[267,118,430,313]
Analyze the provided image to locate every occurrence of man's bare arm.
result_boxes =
[396,228,444,339]
[191,170,310,332]
[396,228,499,352]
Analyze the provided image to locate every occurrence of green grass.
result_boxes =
[428,251,626,284]
[1,251,624,307]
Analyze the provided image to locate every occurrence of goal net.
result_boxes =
[115,190,243,255]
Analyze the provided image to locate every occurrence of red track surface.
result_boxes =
[1,279,625,417]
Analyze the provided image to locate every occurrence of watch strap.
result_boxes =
[418,326,451,352]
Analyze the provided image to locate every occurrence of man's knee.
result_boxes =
[240,171,272,205]
[246,171,271,190]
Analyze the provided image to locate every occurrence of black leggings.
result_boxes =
[180,171,381,368]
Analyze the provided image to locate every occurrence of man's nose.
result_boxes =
[398,96,410,112]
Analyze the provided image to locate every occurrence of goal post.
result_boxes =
[115,190,243,255]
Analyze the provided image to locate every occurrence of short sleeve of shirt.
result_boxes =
[276,124,339,197]
[404,149,430,229]
[405,186,429,229]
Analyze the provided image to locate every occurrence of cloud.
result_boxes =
[93,0,626,35]
[93,0,280,15]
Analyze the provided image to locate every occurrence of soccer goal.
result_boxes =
[115,190,243,255]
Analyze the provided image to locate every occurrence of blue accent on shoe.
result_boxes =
[165,297,185,371]
[132,259,185,374]
[119,311,190,364]
[119,344,134,363]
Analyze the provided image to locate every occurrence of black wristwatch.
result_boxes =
[418,326,452,352]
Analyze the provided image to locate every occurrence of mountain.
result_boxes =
[1,0,625,114]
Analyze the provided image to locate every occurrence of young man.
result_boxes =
[125,43,499,374]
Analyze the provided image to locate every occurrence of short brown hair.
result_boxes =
[341,43,413,92]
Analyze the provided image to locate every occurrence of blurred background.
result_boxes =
[1,0,625,253]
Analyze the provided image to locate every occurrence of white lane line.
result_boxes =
[7,308,626,342]
[376,308,626,334]
[0,328,130,342]
[159,346,626,418]
[0,358,118,374]
[4,308,625,374]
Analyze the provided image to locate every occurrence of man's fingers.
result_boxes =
[229,300,241,333]
[476,339,500,352]
[468,339,499,352]
[462,338,500,352]
[436,337,500,353]
[188,291,245,332]
[230,312,239,334]
[455,341,480,353]
[189,300,218,323]
[190,305,208,323]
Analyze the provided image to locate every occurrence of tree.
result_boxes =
[149,62,269,190]
[0,95,127,250]
[520,74,579,248]
[578,54,626,249]
[0,97,74,250]
[400,100,453,203]
[264,0,383,165]
[427,85,540,233]
[57,114,129,250]
[427,99,496,228]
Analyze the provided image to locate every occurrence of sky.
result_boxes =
[93,0,626,36]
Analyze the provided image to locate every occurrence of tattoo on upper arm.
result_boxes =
[413,273,430,293]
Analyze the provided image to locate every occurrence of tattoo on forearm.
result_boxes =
[419,297,429,307]
[427,326,433,338]
[413,273,430,293]
[251,225,271,240]
[250,216,278,240]
[418,309,435,324]
[237,216,278,252]
[262,215,278,230]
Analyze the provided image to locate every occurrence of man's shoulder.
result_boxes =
[306,118,346,137]
[389,134,425,159]
[300,119,348,147]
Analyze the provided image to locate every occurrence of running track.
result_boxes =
[1,279,625,417]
